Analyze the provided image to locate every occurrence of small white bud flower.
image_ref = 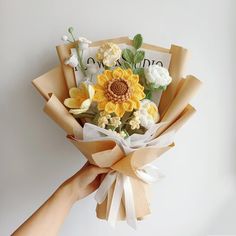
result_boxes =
[78,37,92,50]
[86,64,98,75]
[61,35,69,42]
[109,117,121,128]
[64,55,79,68]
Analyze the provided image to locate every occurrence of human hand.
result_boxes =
[12,163,110,236]
[59,163,110,203]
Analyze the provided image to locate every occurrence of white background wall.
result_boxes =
[1,0,235,235]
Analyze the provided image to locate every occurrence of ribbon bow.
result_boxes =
[95,165,165,229]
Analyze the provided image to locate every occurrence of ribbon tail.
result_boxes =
[95,168,162,229]
[107,173,124,227]
[123,175,137,230]
[136,164,165,183]
[95,171,117,204]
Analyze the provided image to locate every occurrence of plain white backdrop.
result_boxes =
[1,0,235,235]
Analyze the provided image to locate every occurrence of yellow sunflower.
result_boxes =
[93,67,145,117]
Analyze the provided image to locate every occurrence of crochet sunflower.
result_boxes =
[93,67,145,117]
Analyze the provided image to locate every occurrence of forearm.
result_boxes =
[12,164,109,236]
[12,184,76,236]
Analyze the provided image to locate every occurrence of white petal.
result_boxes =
[64,55,79,67]
[61,35,68,42]
[69,108,89,115]
[78,37,92,44]
[80,99,92,109]
[88,85,95,99]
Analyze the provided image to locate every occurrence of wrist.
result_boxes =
[56,181,79,205]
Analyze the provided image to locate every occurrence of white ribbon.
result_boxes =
[80,122,171,155]
[95,165,165,229]
[95,171,137,229]
[135,164,165,183]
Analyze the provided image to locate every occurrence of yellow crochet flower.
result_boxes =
[96,42,121,67]
[93,67,145,117]
[64,82,94,114]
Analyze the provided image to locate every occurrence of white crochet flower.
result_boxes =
[129,114,141,130]
[64,55,79,68]
[144,65,172,88]
[98,116,109,129]
[97,111,111,128]
[135,99,160,129]
[78,37,92,50]
[109,117,121,128]
[100,111,111,119]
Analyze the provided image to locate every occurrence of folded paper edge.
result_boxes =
[32,66,69,102]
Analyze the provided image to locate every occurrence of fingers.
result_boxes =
[80,163,110,175]
[62,164,111,201]
[87,165,110,175]
[86,177,101,194]
[77,177,101,199]
[84,165,110,185]
[76,165,110,189]
[79,161,90,171]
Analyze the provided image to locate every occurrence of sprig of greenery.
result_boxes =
[144,84,167,99]
[133,34,143,50]
[121,34,145,77]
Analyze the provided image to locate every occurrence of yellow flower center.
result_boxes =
[105,78,131,103]
[147,105,157,119]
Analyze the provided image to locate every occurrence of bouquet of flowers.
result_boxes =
[33,27,201,229]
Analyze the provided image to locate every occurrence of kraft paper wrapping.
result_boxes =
[44,94,83,137]
[32,66,69,102]
[155,75,202,137]
[159,45,188,115]
[162,104,196,135]
[32,37,201,222]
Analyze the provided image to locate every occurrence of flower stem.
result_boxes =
[69,31,87,77]
[74,44,86,77]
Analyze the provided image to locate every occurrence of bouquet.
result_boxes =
[33,27,202,229]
